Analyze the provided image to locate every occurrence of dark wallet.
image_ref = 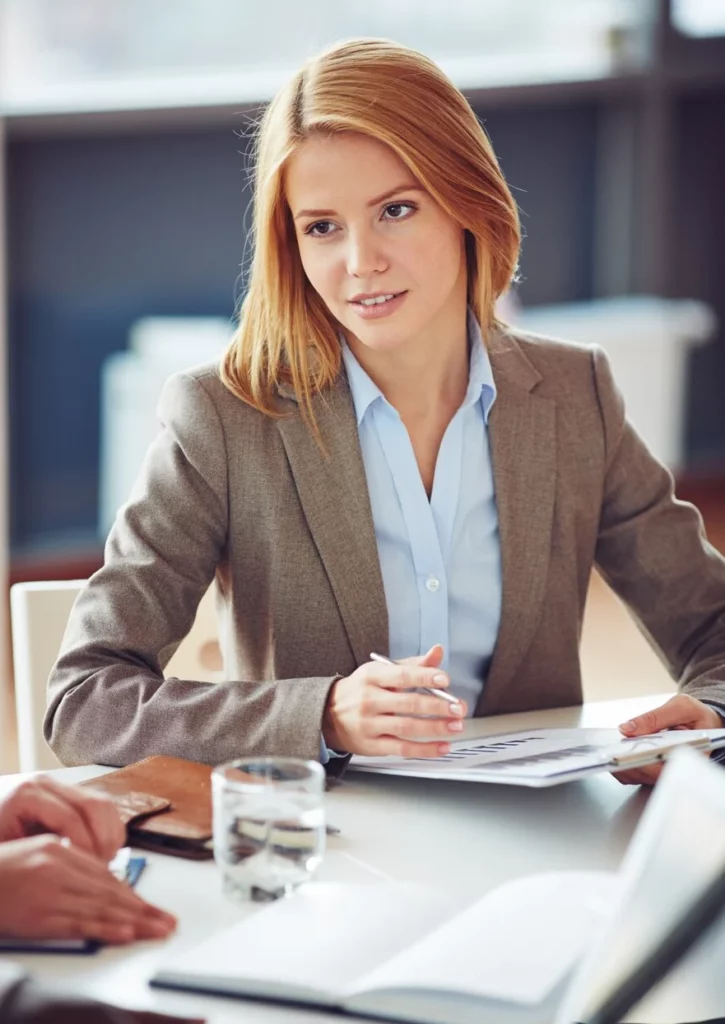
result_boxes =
[82,755,214,860]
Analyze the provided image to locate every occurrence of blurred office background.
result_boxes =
[1,0,725,768]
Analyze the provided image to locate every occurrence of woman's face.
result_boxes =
[285,131,467,357]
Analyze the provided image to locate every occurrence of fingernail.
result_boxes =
[448,720,463,732]
[146,919,175,937]
[152,910,177,925]
[438,743,451,755]
[451,703,464,717]
[433,673,448,685]
[620,721,636,733]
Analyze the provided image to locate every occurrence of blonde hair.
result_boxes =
[221,37,520,426]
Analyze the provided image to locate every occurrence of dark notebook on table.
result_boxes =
[82,754,214,860]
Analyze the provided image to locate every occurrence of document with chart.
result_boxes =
[349,727,725,787]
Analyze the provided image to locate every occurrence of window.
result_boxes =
[672,0,725,37]
[0,0,653,115]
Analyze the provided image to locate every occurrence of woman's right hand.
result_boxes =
[322,645,467,757]
[0,834,177,944]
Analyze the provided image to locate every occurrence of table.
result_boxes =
[0,693,669,1023]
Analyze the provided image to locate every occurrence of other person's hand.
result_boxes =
[613,694,722,786]
[0,775,125,862]
[0,834,176,944]
[322,644,468,757]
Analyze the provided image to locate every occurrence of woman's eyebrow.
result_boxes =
[293,183,425,221]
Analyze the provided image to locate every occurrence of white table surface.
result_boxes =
[0,693,670,1023]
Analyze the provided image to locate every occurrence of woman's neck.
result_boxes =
[347,311,470,422]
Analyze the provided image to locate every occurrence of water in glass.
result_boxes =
[213,758,325,902]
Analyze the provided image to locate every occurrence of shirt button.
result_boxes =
[425,576,440,593]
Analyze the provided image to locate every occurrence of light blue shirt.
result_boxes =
[321,312,502,763]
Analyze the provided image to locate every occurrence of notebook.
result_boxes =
[82,755,340,859]
[350,726,725,786]
[153,747,725,1024]
[153,871,614,1024]
[81,755,215,859]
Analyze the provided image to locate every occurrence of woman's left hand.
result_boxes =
[613,694,723,786]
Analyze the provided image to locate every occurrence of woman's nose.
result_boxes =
[345,231,387,278]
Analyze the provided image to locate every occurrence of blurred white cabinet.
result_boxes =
[516,296,717,470]
[99,317,232,538]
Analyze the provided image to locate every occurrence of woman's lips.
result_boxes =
[349,291,408,320]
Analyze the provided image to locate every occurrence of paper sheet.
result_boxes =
[351,871,617,1006]
[154,882,453,999]
[350,728,725,785]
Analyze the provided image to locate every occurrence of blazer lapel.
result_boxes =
[476,335,557,716]
[276,378,389,667]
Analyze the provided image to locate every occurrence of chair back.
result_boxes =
[10,580,222,772]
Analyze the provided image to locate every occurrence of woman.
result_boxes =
[46,39,725,785]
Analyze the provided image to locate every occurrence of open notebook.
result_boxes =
[153,872,613,1024]
[153,748,725,1024]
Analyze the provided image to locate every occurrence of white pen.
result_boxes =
[109,846,131,881]
[369,652,461,706]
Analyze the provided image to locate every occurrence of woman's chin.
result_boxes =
[346,329,412,355]
[340,313,418,353]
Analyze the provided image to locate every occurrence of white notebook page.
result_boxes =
[156,882,453,998]
[350,872,617,1006]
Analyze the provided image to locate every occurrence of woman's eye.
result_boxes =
[383,202,415,220]
[305,221,337,238]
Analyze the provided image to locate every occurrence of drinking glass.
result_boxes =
[212,756,326,903]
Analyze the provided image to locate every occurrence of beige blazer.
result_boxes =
[45,328,725,767]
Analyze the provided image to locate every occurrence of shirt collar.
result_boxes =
[465,309,497,423]
[340,308,497,427]
[341,336,384,426]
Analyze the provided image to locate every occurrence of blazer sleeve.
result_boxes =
[44,372,340,768]
[592,346,725,705]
